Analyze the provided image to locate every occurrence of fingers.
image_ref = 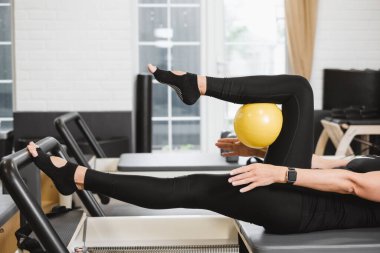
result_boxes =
[231,177,257,186]
[230,165,253,175]
[221,152,239,157]
[229,174,266,193]
[228,164,271,192]
[27,142,39,157]
[215,138,238,149]
[228,171,260,192]
[216,138,239,144]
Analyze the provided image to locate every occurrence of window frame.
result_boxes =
[202,0,288,150]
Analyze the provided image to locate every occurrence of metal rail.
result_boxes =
[0,137,69,252]
[54,112,110,205]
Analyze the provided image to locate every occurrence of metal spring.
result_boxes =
[87,244,239,253]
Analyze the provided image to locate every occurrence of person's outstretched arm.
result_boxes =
[228,164,380,202]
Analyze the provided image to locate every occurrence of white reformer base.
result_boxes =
[67,214,238,252]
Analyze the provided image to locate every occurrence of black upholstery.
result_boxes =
[326,117,380,126]
[314,110,335,155]
[236,221,380,253]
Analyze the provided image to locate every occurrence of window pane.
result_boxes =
[0,83,12,117]
[224,0,285,129]
[224,0,285,76]
[172,0,200,3]
[226,103,240,131]
[225,44,283,75]
[171,46,200,73]
[152,121,169,150]
[139,45,167,71]
[172,89,200,116]
[0,45,12,80]
[171,7,200,41]
[139,7,167,41]
[138,2,202,151]
[173,121,200,150]
[153,83,168,117]
[0,6,11,42]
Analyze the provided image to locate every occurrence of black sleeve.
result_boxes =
[346,156,380,173]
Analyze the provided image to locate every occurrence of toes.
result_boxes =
[50,156,68,168]
[147,64,157,74]
[171,70,186,76]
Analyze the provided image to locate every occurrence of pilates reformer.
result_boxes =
[54,112,240,175]
[316,117,380,156]
[2,138,380,252]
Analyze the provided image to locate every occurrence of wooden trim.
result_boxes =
[0,211,20,253]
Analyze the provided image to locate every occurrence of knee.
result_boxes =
[292,75,313,99]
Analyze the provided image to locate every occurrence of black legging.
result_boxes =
[84,75,380,234]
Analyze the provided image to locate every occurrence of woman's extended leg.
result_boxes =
[149,64,314,168]
[28,143,380,234]
[206,75,314,168]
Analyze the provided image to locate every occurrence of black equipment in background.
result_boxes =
[323,69,380,110]
[135,74,152,153]
[54,112,110,205]
[323,69,380,155]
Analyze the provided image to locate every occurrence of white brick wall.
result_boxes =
[14,0,380,111]
[14,0,137,111]
[310,0,380,109]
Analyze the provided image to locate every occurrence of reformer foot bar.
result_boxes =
[2,137,380,253]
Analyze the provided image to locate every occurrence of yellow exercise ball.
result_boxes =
[234,103,283,148]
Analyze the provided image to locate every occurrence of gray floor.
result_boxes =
[74,194,217,217]
[102,202,217,217]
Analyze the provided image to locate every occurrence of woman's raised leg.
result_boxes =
[148,64,314,168]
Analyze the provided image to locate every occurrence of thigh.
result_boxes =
[184,174,304,234]
[300,191,380,232]
[265,94,314,168]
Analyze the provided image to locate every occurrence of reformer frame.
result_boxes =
[54,112,111,204]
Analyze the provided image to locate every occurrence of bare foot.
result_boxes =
[27,142,39,157]
[27,142,67,168]
[147,63,206,98]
